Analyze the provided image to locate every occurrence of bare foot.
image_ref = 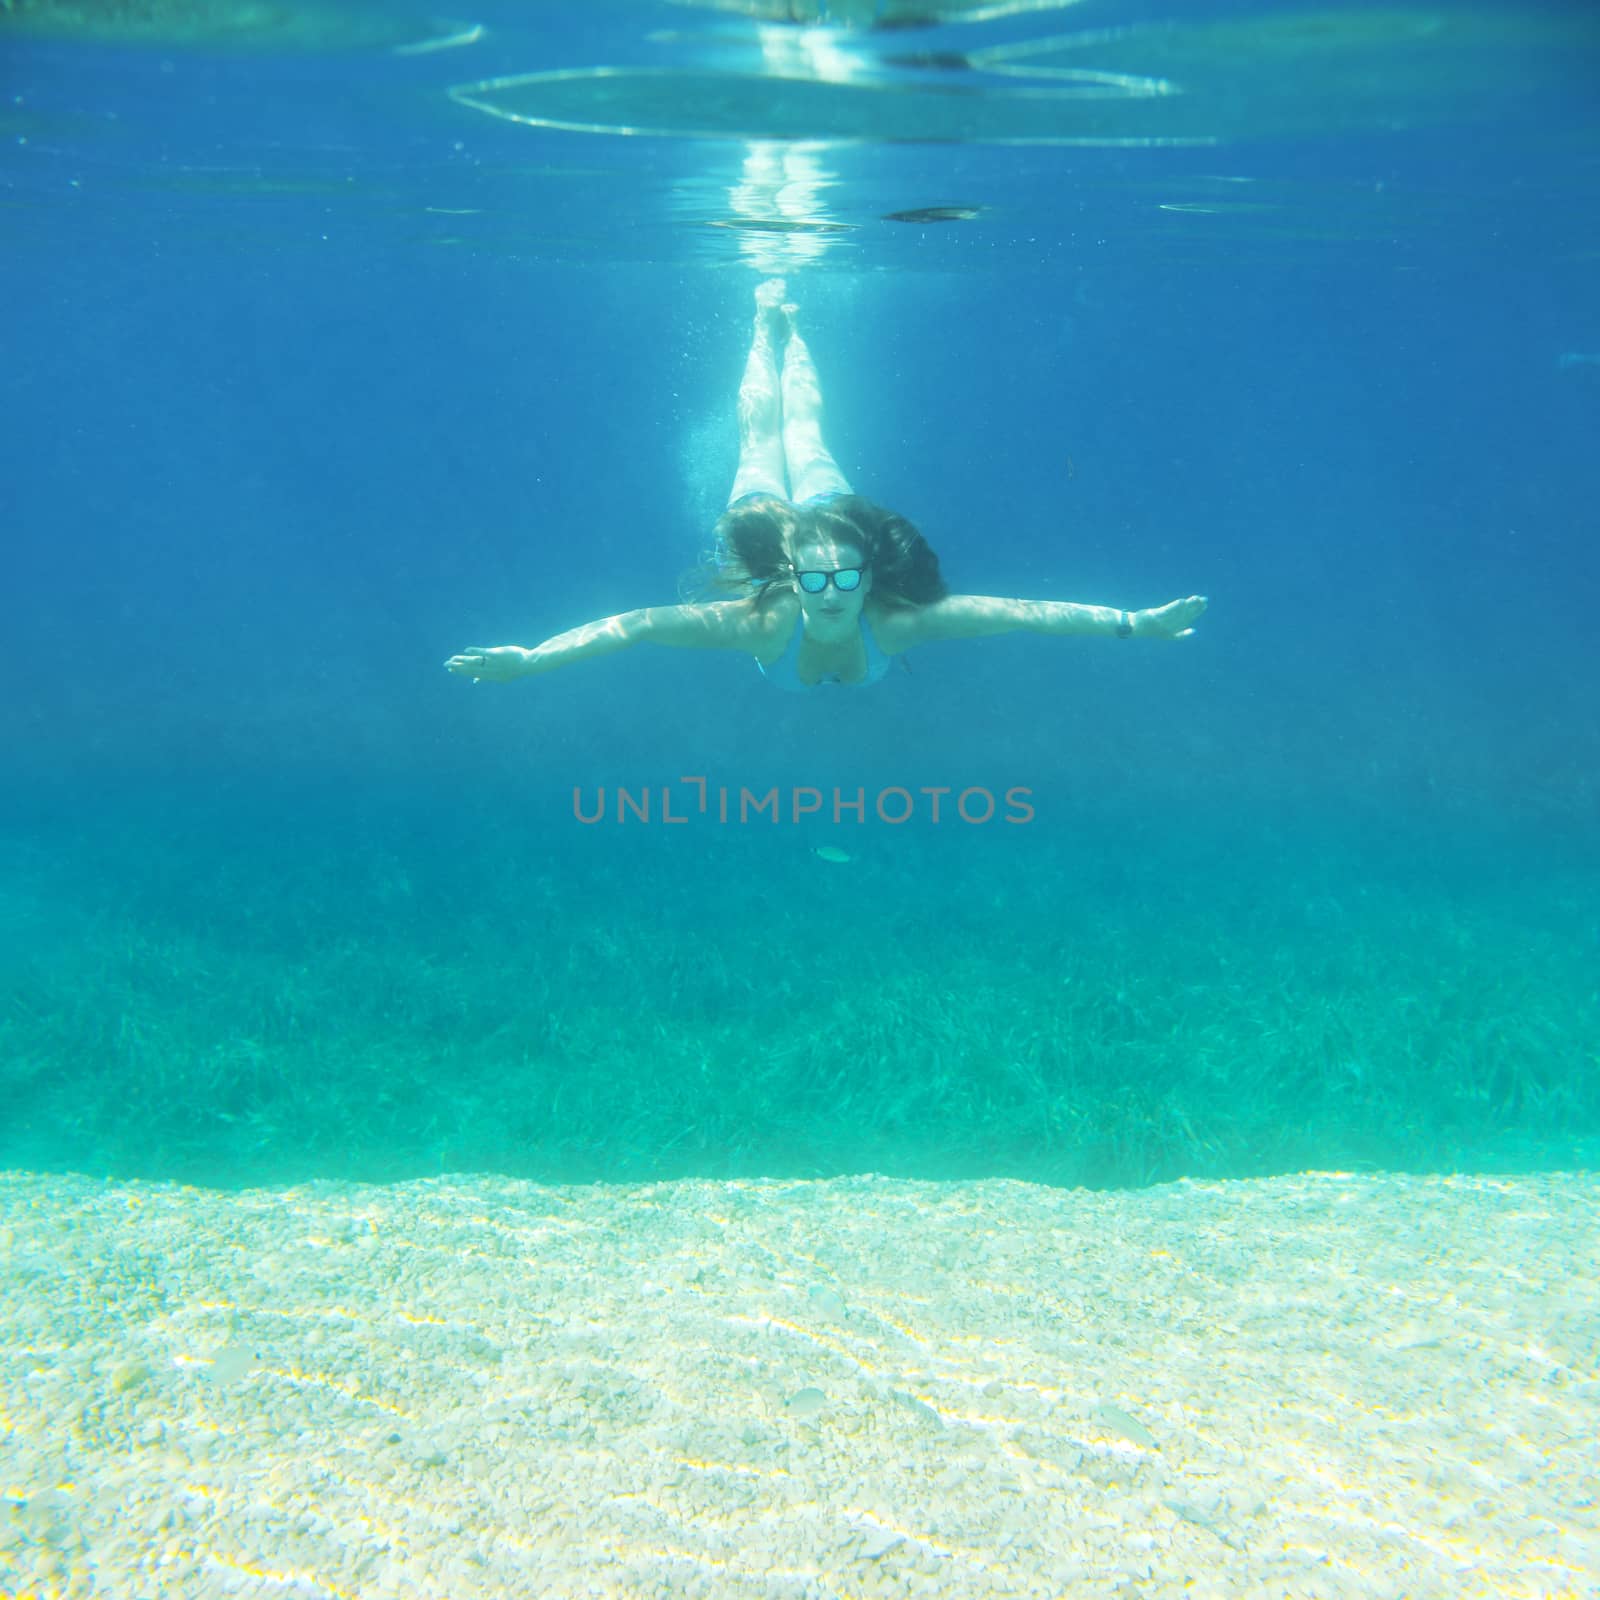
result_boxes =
[754,277,791,345]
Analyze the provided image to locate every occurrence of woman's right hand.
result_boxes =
[1136,596,1207,640]
[444,646,533,683]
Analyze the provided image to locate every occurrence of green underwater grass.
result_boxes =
[2,799,1596,1190]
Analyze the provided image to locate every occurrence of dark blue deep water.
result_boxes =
[4,0,1599,1187]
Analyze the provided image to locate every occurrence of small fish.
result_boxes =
[812,845,853,864]
[882,205,982,224]
[1093,1402,1158,1449]
[883,52,972,72]
[785,1386,826,1417]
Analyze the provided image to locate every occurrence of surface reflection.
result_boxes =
[446,6,1592,148]
[665,0,1087,25]
[0,0,471,51]
[716,143,851,273]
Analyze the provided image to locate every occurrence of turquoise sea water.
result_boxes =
[5,8,1600,1597]
[5,791,1600,1190]
[4,0,1599,1193]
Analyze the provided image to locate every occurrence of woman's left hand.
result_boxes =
[1137,595,1207,639]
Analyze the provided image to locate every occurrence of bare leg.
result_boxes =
[727,279,791,506]
[780,301,852,503]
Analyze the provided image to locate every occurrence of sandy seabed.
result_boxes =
[1,1168,1597,1600]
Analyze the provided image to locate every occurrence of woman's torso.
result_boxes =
[753,595,906,690]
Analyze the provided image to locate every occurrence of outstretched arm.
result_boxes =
[890,593,1206,649]
[445,602,757,683]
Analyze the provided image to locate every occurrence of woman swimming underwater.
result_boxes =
[444,280,1206,692]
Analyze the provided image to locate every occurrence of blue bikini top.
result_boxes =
[759,612,894,692]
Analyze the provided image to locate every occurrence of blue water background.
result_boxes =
[3,0,1598,1185]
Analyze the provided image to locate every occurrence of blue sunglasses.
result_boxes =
[796,567,865,594]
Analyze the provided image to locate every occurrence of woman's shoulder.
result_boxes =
[863,599,921,655]
[746,590,800,663]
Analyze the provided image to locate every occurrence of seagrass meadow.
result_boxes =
[5,793,1596,1191]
